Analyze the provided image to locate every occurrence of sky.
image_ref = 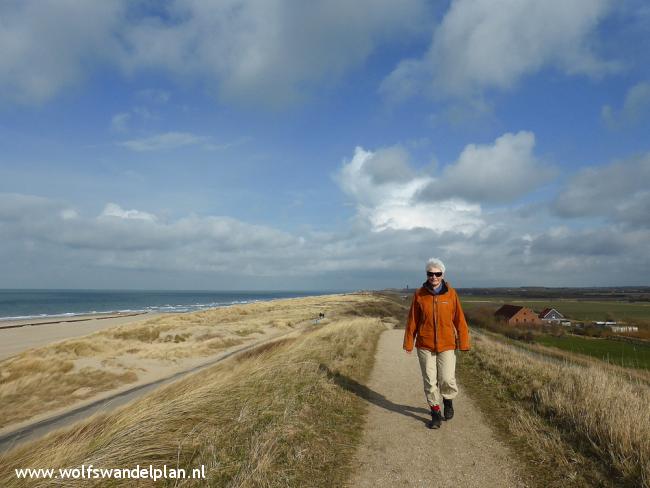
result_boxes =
[1,0,649,291]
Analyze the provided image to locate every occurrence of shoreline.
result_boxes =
[0,311,148,330]
[0,289,346,327]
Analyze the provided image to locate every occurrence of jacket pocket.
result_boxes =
[417,321,434,338]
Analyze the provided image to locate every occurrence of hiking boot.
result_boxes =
[443,398,454,420]
[428,408,442,429]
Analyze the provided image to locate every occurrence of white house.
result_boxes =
[539,308,565,324]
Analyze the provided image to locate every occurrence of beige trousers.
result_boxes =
[416,348,458,407]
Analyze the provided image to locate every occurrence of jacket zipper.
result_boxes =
[433,295,438,353]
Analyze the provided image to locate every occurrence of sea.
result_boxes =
[0,289,342,322]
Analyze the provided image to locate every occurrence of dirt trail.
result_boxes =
[348,329,528,488]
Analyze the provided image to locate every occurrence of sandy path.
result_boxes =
[348,329,528,488]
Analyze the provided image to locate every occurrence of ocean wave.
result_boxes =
[0,290,337,322]
[0,300,265,321]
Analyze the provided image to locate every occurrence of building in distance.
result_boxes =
[539,308,565,324]
[494,305,542,326]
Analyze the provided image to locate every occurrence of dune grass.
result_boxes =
[0,293,394,432]
[472,327,650,386]
[459,331,650,488]
[1,313,389,487]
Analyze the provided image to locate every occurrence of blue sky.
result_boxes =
[1,0,649,290]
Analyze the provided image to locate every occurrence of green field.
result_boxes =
[535,334,650,370]
[461,296,650,322]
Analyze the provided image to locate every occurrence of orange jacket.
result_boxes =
[403,281,470,353]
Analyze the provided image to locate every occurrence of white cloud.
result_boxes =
[381,0,618,100]
[369,199,483,235]
[529,226,643,257]
[101,203,158,222]
[336,133,558,236]
[602,81,650,128]
[119,132,209,151]
[110,112,131,133]
[553,153,650,227]
[0,192,70,222]
[121,0,428,107]
[337,146,426,208]
[0,0,428,107]
[0,1,125,104]
[60,209,79,220]
[109,106,160,134]
[0,193,307,276]
[1,191,648,288]
[418,132,556,204]
[337,146,483,235]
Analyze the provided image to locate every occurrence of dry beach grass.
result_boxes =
[0,293,387,431]
[462,331,650,488]
[0,308,392,487]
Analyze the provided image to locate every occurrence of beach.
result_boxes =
[0,293,371,442]
[0,289,334,361]
[0,313,157,361]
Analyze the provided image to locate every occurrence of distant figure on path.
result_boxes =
[403,258,471,429]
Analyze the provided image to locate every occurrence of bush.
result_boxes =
[574,326,614,338]
[542,324,566,337]
[503,328,536,343]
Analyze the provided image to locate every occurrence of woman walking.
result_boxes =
[403,258,471,429]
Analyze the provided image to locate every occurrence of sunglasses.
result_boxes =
[426,271,443,277]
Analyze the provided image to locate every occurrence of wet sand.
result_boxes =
[0,313,158,360]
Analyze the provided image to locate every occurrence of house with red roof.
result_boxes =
[494,304,542,326]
